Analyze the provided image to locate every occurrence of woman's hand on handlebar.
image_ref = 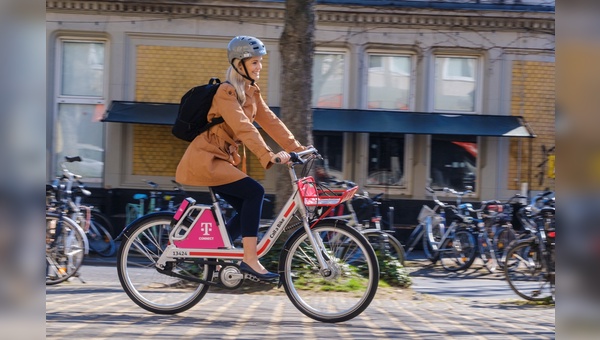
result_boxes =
[271,151,291,164]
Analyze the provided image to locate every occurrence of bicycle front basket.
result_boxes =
[298,176,358,207]
[417,205,437,224]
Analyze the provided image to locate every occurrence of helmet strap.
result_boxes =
[231,60,255,85]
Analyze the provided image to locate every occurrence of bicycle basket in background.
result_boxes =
[418,205,442,225]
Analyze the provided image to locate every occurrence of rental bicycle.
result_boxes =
[116,148,379,323]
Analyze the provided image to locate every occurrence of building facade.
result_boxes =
[46,0,555,235]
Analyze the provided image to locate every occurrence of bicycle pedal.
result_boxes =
[244,273,278,284]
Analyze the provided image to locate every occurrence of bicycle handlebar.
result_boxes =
[274,147,320,165]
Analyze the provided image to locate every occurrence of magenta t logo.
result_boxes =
[172,209,225,249]
[200,222,212,236]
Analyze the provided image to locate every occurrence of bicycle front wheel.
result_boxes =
[87,221,116,257]
[46,214,85,285]
[439,229,477,272]
[117,214,212,314]
[423,220,443,263]
[280,221,379,323]
[504,241,554,301]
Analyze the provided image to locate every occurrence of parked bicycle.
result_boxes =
[420,186,479,272]
[404,189,447,261]
[46,157,89,285]
[318,180,406,266]
[125,180,188,226]
[503,191,555,302]
[116,148,379,323]
[490,193,529,270]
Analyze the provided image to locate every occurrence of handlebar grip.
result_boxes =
[274,157,281,163]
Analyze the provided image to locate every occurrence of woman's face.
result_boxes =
[240,56,263,81]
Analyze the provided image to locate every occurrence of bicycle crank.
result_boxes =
[219,265,244,289]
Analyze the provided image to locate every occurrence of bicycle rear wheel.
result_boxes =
[46,214,85,285]
[117,214,212,314]
[363,231,406,266]
[504,241,554,301]
[439,229,477,272]
[87,221,116,257]
[280,221,379,323]
[91,210,116,239]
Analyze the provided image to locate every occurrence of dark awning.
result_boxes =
[102,101,178,125]
[312,108,536,137]
[103,101,535,137]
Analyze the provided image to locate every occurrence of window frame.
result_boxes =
[51,37,109,185]
[364,51,416,111]
[312,48,350,109]
[425,134,481,196]
[358,50,416,195]
[431,54,483,114]
[427,53,484,196]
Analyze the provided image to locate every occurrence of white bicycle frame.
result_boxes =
[155,148,358,271]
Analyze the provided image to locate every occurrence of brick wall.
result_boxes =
[132,45,269,179]
[508,60,555,191]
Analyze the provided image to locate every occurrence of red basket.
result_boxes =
[298,176,358,207]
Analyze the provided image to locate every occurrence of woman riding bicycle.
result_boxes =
[176,35,307,280]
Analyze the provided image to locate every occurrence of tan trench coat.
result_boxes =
[175,82,303,187]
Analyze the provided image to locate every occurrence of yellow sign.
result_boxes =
[547,154,555,179]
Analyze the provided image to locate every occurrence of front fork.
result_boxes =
[296,200,334,277]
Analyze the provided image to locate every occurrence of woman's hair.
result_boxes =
[225,60,246,105]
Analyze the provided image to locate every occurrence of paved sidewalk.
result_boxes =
[47,252,555,339]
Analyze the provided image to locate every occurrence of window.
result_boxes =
[312,52,345,108]
[367,133,406,187]
[429,135,478,192]
[367,54,411,110]
[434,56,479,112]
[53,40,107,183]
[313,132,344,183]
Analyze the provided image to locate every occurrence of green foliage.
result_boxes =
[375,250,412,288]
[260,230,412,289]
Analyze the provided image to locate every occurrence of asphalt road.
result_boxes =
[46,255,555,339]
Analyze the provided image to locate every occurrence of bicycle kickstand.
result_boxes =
[73,271,86,284]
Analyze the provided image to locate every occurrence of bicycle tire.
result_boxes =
[117,213,212,314]
[91,210,116,239]
[46,214,85,285]
[279,220,379,323]
[87,220,116,257]
[493,226,517,270]
[422,221,440,263]
[478,233,497,273]
[504,241,554,301]
[363,231,406,266]
[439,228,477,272]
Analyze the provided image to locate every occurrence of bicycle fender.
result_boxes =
[115,211,175,241]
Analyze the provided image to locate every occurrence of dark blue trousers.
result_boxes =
[210,177,265,241]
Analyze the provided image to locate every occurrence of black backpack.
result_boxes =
[172,77,226,142]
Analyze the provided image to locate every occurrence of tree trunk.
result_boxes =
[275,0,315,212]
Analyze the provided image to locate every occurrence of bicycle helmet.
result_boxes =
[227,35,267,64]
